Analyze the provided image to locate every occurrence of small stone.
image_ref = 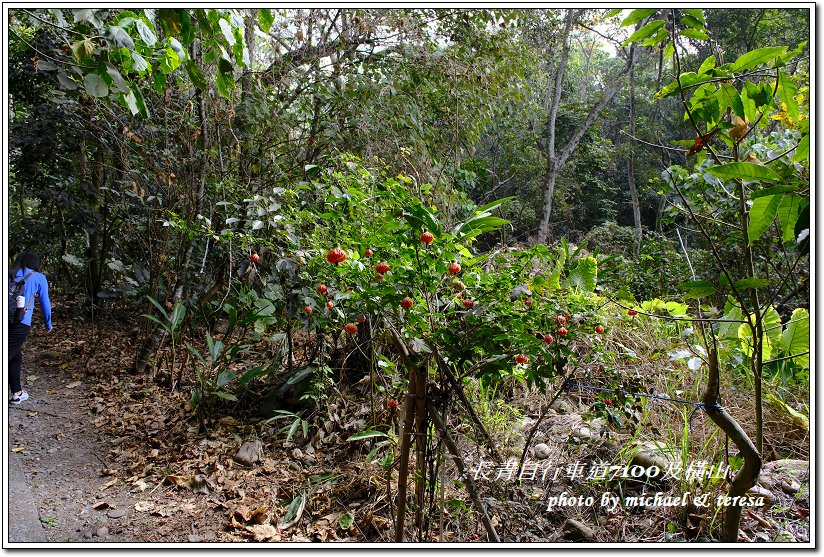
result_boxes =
[563,519,595,541]
[96,526,109,537]
[747,484,775,509]
[533,443,551,460]
[234,440,262,466]
[83,529,94,539]
[188,534,203,542]
[107,509,126,519]
[203,531,216,541]
[780,480,801,495]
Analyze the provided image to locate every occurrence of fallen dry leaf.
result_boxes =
[247,524,279,541]
[11,447,25,453]
[134,501,156,513]
[99,478,118,491]
[92,501,112,510]
[66,381,82,389]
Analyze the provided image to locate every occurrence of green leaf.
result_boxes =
[717,82,744,119]
[730,46,786,72]
[563,256,597,292]
[185,60,207,91]
[214,391,237,401]
[777,194,806,243]
[282,495,303,524]
[681,28,709,41]
[604,9,622,18]
[679,15,704,30]
[731,277,770,291]
[777,71,799,121]
[623,20,665,46]
[707,162,780,183]
[218,57,233,75]
[83,73,109,97]
[792,134,809,163]
[738,306,781,361]
[475,196,514,214]
[258,9,274,33]
[130,51,149,72]
[218,18,235,46]
[751,186,798,199]
[348,430,389,441]
[135,19,157,46]
[678,280,716,300]
[105,25,134,49]
[216,71,234,99]
[122,90,139,115]
[766,394,808,430]
[697,56,715,76]
[747,194,782,245]
[681,9,705,23]
[780,308,809,367]
[339,512,354,530]
[621,9,657,27]
[106,63,130,93]
[216,370,235,388]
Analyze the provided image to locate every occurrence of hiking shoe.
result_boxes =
[10,391,29,405]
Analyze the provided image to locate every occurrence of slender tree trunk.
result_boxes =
[536,11,636,244]
[88,145,105,300]
[627,64,642,255]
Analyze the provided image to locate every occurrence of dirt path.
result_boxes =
[7,362,220,543]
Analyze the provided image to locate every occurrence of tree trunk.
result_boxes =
[87,145,105,300]
[627,64,642,255]
[536,10,636,244]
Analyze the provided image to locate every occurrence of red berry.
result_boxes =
[250,253,260,263]
[365,249,374,257]
[627,309,638,317]
[595,325,605,334]
[304,306,313,314]
[448,263,461,275]
[558,327,568,336]
[462,299,474,309]
[344,323,358,335]
[375,261,390,274]
[543,334,554,343]
[604,399,613,406]
[555,315,567,326]
[388,399,400,410]
[401,297,413,309]
[456,294,463,300]
[525,298,533,307]
[326,247,346,265]
[515,354,529,364]
[326,301,334,308]
[317,284,328,295]
[356,316,366,324]
[375,274,384,282]
[420,231,434,244]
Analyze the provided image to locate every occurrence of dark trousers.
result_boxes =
[9,322,30,393]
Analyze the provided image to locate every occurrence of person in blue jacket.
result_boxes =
[8,252,52,404]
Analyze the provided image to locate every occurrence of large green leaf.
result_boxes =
[621,9,657,27]
[780,308,809,367]
[185,60,207,91]
[135,19,157,46]
[707,162,780,183]
[738,306,781,361]
[747,194,782,245]
[83,73,109,97]
[258,9,274,33]
[623,20,665,46]
[563,256,597,292]
[678,280,716,300]
[777,194,806,243]
[730,46,786,72]
[777,71,799,121]
[793,134,809,163]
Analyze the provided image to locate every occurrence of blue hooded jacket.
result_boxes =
[11,268,52,329]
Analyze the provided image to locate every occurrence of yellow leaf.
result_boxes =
[12,447,25,453]
[729,115,749,142]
